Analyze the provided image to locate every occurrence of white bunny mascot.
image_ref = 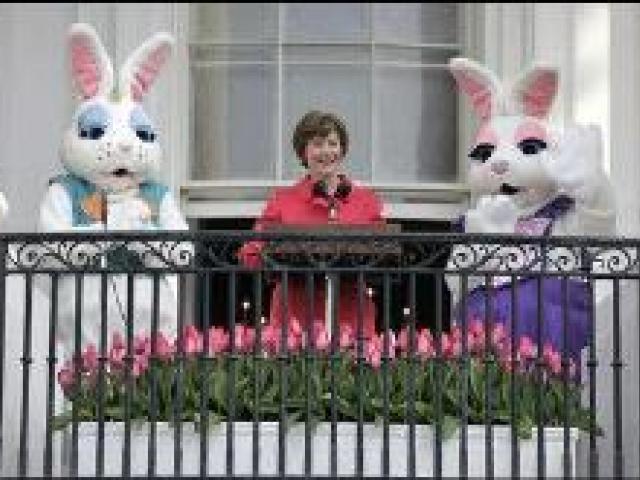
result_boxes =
[446,57,615,364]
[38,23,188,355]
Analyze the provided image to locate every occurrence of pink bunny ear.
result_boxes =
[119,33,174,102]
[511,65,558,119]
[448,57,501,121]
[68,23,113,99]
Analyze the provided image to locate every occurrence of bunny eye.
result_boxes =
[468,143,495,163]
[79,126,105,140]
[77,103,109,141]
[130,107,155,142]
[135,127,156,143]
[518,138,547,155]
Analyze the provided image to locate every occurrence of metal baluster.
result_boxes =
[562,276,571,478]
[356,272,365,477]
[381,274,390,477]
[510,275,520,479]
[484,274,494,480]
[305,272,315,477]
[276,271,288,476]
[18,272,33,477]
[70,273,82,477]
[612,278,623,477]
[173,274,186,477]
[536,249,546,479]
[122,274,134,477]
[587,265,599,478]
[407,273,417,479]
[44,273,59,478]
[226,271,237,476]
[199,272,210,478]
[253,271,263,477]
[330,272,339,478]
[147,274,160,477]
[96,272,108,477]
[459,273,469,480]
[434,272,443,479]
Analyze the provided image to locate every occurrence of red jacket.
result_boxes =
[238,175,384,337]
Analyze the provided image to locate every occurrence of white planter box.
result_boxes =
[60,422,581,477]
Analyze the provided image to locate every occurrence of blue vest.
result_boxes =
[49,173,169,227]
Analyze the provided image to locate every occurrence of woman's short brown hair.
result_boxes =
[292,110,349,166]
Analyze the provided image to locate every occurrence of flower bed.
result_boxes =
[55,318,596,439]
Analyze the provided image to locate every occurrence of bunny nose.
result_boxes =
[490,159,509,175]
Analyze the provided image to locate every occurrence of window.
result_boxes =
[187,3,466,219]
[187,3,463,331]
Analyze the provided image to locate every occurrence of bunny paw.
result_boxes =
[466,195,519,234]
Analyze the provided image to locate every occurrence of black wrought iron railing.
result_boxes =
[0,230,638,478]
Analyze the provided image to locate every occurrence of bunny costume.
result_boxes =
[446,58,615,362]
[38,23,189,354]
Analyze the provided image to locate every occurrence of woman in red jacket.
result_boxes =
[238,110,385,339]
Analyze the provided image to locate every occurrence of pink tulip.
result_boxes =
[496,343,516,373]
[152,332,175,361]
[543,343,562,376]
[261,324,281,356]
[134,334,151,358]
[131,334,151,376]
[397,326,409,354]
[364,336,382,369]
[312,324,330,353]
[441,332,461,359]
[81,343,99,374]
[206,327,229,355]
[234,324,256,353]
[517,336,536,362]
[181,325,203,357]
[397,326,423,357]
[282,317,304,353]
[339,325,355,351]
[108,332,126,371]
[391,327,433,359]
[468,318,484,338]
[286,316,303,339]
[57,362,76,394]
[132,356,147,377]
[450,325,462,342]
[491,323,507,349]
[286,330,303,353]
[416,329,435,360]
[467,319,485,354]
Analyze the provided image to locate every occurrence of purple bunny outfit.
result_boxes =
[455,195,591,362]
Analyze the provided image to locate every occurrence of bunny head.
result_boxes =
[62,23,173,193]
[449,58,560,205]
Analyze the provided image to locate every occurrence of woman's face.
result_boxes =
[303,130,344,178]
